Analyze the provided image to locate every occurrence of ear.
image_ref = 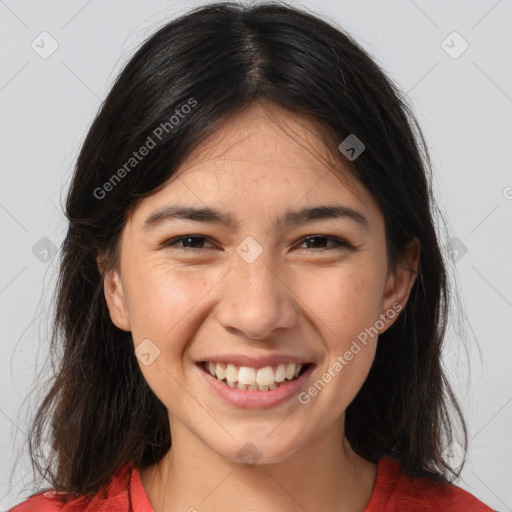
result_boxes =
[97,256,131,332]
[379,238,420,333]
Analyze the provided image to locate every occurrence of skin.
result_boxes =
[101,102,420,512]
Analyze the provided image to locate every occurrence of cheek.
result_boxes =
[296,263,384,344]
[296,269,381,419]
[125,259,212,343]
[125,263,216,409]
[294,264,383,407]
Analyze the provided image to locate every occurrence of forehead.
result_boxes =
[132,103,382,228]
[176,103,351,184]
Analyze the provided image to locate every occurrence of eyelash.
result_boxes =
[161,235,352,252]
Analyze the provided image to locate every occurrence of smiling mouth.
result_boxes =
[198,361,312,391]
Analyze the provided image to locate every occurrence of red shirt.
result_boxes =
[9,456,494,511]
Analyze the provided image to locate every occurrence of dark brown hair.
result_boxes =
[17,0,467,502]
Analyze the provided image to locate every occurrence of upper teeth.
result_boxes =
[206,362,304,387]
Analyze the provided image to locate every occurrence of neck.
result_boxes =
[140,417,377,512]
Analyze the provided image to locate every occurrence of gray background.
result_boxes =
[1,0,511,510]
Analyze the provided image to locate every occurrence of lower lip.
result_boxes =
[195,363,315,408]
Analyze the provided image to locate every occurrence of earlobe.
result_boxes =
[102,265,131,332]
[379,238,420,332]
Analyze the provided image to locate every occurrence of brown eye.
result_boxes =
[162,235,215,250]
[298,235,352,250]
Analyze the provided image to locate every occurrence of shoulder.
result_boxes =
[9,462,137,512]
[8,490,66,511]
[366,456,495,512]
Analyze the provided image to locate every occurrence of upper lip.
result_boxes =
[195,354,315,368]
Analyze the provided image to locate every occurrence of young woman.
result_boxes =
[10,2,493,511]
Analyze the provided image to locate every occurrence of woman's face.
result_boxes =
[103,103,418,465]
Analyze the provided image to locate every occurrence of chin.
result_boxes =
[210,435,301,467]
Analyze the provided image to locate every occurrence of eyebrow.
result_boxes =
[142,204,369,232]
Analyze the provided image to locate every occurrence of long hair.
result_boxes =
[21,0,466,500]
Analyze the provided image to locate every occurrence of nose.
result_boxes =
[214,248,298,341]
